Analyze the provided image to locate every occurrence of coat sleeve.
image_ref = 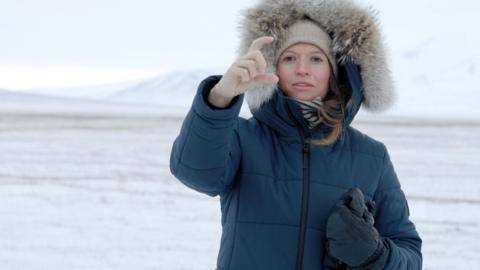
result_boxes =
[373,145,423,269]
[169,75,243,197]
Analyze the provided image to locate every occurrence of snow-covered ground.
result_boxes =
[1,0,479,268]
[0,113,478,269]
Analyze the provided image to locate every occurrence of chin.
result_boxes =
[293,94,316,101]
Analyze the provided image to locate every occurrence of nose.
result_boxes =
[295,59,310,76]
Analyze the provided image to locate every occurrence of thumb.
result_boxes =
[253,73,279,84]
[339,188,367,218]
[364,201,376,225]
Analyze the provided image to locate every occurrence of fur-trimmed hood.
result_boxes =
[237,0,395,113]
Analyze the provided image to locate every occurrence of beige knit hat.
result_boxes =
[275,20,338,76]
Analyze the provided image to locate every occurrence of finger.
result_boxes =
[340,187,364,202]
[236,59,257,81]
[253,73,279,84]
[364,201,376,225]
[363,210,375,225]
[244,50,268,74]
[233,67,250,83]
[338,188,366,216]
[248,36,274,53]
[366,201,376,214]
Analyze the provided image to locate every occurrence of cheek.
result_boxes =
[276,67,291,87]
[315,68,330,82]
[319,68,330,81]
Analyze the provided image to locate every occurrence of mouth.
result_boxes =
[292,82,314,90]
[293,81,314,86]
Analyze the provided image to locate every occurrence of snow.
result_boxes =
[5,0,480,121]
[1,0,480,268]
[0,90,185,117]
[5,0,480,120]
[360,0,480,122]
[0,114,479,269]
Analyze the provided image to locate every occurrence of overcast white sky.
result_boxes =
[1,0,478,91]
[0,0,258,89]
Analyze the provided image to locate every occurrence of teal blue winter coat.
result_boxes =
[170,61,422,269]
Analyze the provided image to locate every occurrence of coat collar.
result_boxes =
[252,60,364,149]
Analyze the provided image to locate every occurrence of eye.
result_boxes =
[311,57,323,62]
[282,56,295,62]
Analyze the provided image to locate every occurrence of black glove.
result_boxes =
[323,249,350,270]
[325,188,389,269]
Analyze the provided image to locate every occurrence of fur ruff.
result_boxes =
[236,0,395,112]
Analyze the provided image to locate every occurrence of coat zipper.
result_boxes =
[295,137,311,270]
[284,99,311,270]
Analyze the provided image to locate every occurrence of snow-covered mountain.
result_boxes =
[5,62,479,121]
[105,69,223,106]
[0,88,185,117]
[1,0,480,121]
[4,68,241,116]
[0,68,219,116]
[4,0,480,121]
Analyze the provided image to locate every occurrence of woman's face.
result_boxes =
[276,43,330,101]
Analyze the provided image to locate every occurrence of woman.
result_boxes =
[170,0,422,269]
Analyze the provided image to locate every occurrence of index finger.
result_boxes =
[248,36,274,53]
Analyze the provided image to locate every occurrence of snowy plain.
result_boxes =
[1,51,480,269]
[1,47,479,270]
[0,111,479,270]
[1,0,480,269]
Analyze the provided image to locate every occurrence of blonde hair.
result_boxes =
[310,61,350,146]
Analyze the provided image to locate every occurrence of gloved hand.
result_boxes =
[323,250,350,270]
[325,188,389,269]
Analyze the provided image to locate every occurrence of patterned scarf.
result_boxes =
[292,96,323,129]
